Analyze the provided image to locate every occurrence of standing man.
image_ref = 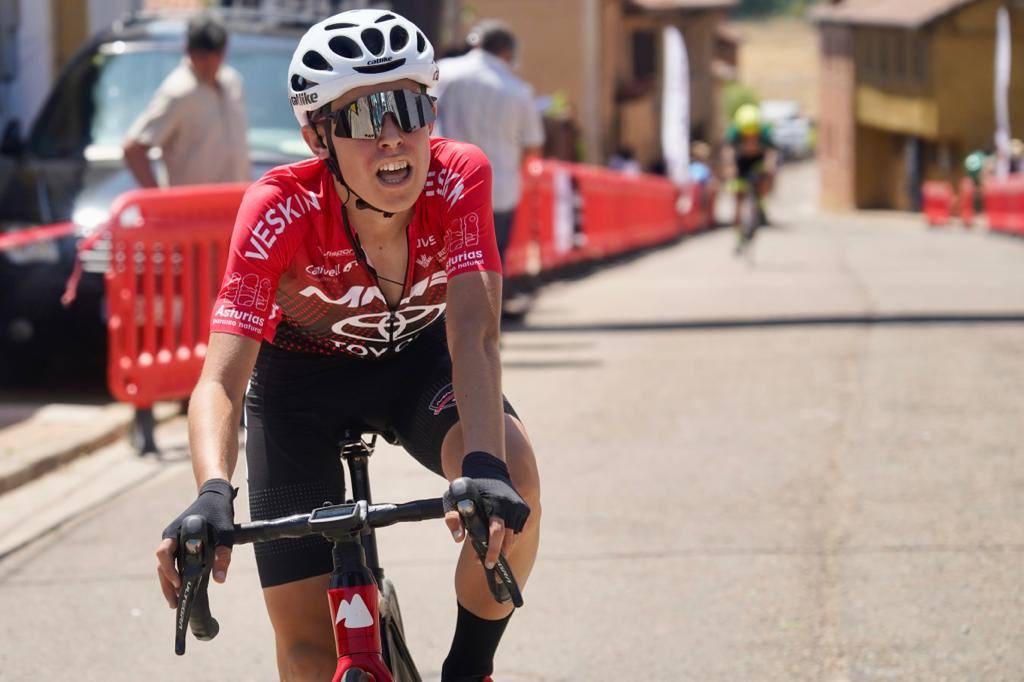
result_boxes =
[123,13,250,188]
[434,19,544,268]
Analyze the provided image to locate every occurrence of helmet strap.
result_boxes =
[314,121,396,220]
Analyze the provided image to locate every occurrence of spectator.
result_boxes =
[689,141,718,223]
[689,141,714,186]
[609,147,641,174]
[1011,138,1024,173]
[434,19,544,266]
[123,13,250,188]
[964,149,992,213]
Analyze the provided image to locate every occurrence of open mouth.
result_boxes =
[376,159,412,186]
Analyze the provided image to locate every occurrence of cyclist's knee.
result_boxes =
[504,416,541,523]
[279,640,336,682]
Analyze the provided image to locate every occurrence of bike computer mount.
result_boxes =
[309,500,368,537]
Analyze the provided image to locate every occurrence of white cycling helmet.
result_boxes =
[288,9,439,128]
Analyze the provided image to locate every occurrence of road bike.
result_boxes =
[733,164,770,259]
[173,432,522,681]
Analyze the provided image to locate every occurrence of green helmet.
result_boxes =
[964,151,985,175]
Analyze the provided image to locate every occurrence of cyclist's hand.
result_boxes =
[158,478,237,607]
[156,537,180,607]
[155,538,233,608]
[445,452,530,567]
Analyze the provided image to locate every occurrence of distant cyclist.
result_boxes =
[722,103,778,250]
[154,10,540,682]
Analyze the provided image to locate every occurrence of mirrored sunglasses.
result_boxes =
[315,89,437,140]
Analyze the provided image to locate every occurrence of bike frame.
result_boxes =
[329,437,418,682]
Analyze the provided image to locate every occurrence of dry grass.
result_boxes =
[733,18,820,119]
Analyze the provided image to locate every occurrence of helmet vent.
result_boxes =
[302,51,331,71]
[390,26,409,51]
[416,31,426,53]
[361,28,386,56]
[291,74,317,92]
[329,35,363,59]
[324,22,357,30]
[375,14,396,23]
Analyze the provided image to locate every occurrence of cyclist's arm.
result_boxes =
[188,331,261,485]
[155,332,258,607]
[445,270,505,461]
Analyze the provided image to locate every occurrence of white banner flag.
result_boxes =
[995,7,1011,178]
[661,25,690,186]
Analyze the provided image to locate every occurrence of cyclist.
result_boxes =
[722,103,777,250]
[154,10,540,682]
[964,149,989,215]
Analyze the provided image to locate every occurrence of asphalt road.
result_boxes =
[1,163,1022,681]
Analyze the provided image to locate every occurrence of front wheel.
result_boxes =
[341,669,371,682]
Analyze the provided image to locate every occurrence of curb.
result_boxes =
[0,402,180,496]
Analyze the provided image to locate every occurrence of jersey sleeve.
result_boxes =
[439,143,503,278]
[209,180,295,342]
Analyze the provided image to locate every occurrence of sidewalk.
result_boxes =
[0,401,180,495]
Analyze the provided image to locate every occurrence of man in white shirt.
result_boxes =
[434,20,545,266]
[123,14,250,188]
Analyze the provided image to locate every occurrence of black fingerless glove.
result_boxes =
[162,478,237,547]
[455,452,530,533]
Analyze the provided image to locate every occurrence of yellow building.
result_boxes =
[814,0,1024,211]
[458,0,737,166]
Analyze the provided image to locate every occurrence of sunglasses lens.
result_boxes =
[332,90,436,139]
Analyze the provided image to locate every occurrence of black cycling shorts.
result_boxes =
[243,327,518,588]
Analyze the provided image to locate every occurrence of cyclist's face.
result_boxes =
[315,78,433,215]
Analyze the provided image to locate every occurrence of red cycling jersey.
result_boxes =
[210,137,501,359]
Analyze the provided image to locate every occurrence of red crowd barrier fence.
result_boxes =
[921,181,953,226]
[505,159,708,277]
[94,163,707,432]
[103,184,248,407]
[983,174,1024,235]
[958,178,976,227]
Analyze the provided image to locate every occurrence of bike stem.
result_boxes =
[341,441,385,586]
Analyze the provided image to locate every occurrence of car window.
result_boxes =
[231,49,308,158]
[30,42,305,160]
[91,49,182,148]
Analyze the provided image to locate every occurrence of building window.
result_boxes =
[632,29,657,82]
[878,30,890,79]
[914,34,928,85]
[895,31,907,82]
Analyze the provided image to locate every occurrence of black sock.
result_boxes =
[440,602,513,682]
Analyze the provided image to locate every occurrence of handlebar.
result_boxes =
[173,480,522,655]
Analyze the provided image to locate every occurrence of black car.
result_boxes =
[0,10,311,383]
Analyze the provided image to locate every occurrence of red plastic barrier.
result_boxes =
[959,178,976,226]
[983,174,1024,235]
[99,163,700,408]
[505,160,691,276]
[921,181,953,226]
[104,184,247,407]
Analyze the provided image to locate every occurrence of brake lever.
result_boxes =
[450,478,524,608]
[174,515,220,655]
